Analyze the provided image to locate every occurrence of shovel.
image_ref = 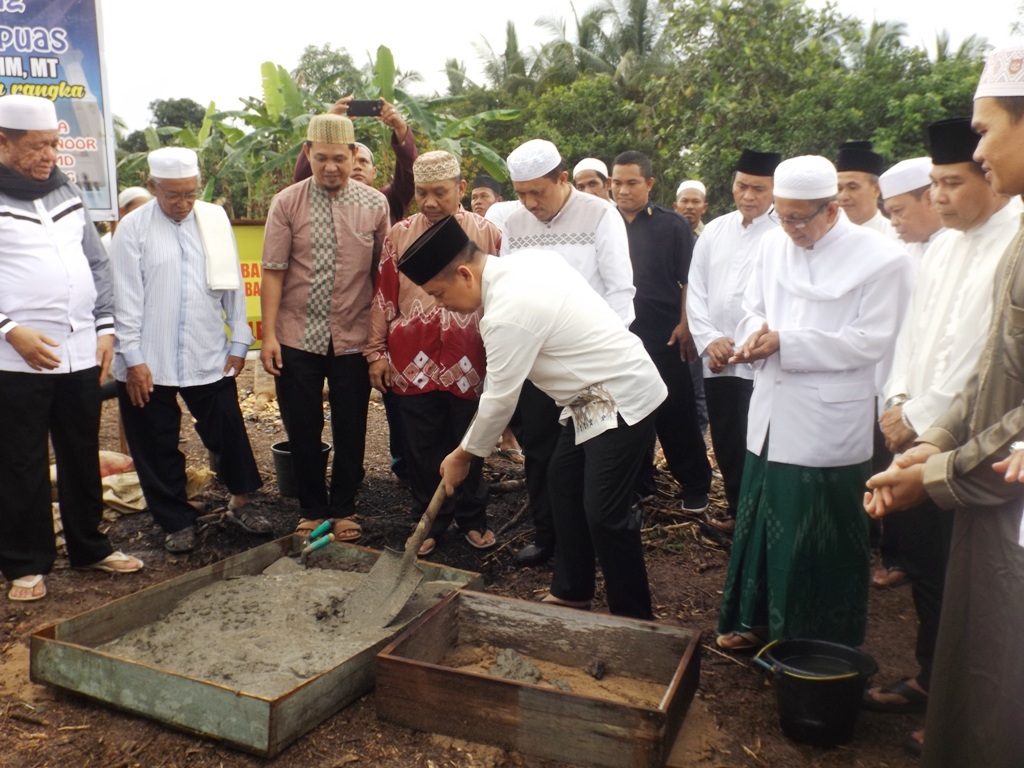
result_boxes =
[343,479,449,627]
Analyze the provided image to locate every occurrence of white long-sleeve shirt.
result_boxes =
[500,187,635,326]
[686,209,778,379]
[461,250,665,456]
[886,198,1023,433]
[110,200,252,387]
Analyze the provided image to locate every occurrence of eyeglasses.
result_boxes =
[154,185,200,203]
[773,201,831,229]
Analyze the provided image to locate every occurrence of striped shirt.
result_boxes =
[110,200,252,387]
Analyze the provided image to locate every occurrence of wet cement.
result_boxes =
[100,556,457,699]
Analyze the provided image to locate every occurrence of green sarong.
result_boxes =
[717,450,871,646]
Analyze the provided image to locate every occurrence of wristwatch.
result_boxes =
[885,394,909,409]
[1010,441,1024,455]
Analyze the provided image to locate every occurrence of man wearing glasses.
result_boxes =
[714,155,913,651]
[110,147,266,553]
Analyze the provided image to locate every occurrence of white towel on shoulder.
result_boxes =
[193,200,241,290]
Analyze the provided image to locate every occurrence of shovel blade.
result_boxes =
[343,547,423,627]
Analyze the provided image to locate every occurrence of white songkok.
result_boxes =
[148,147,200,179]
[676,180,706,199]
[0,94,58,131]
[507,139,561,182]
[573,157,608,180]
[879,157,933,199]
[975,42,1024,99]
[774,155,838,200]
[118,186,152,208]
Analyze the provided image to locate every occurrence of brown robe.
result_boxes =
[918,214,1024,768]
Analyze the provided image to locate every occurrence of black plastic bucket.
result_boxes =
[271,441,330,498]
[754,639,878,747]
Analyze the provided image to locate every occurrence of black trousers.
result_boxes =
[886,497,953,690]
[381,389,409,481]
[275,345,368,518]
[704,376,753,518]
[518,380,562,550]
[118,376,262,534]
[637,348,712,497]
[397,391,487,539]
[549,413,656,620]
[0,368,112,579]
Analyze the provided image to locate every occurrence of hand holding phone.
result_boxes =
[347,99,382,117]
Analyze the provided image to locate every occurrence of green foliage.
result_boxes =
[291,44,359,104]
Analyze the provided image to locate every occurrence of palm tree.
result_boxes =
[474,21,538,93]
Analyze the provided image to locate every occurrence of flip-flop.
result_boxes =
[862,678,928,713]
[8,574,46,602]
[465,529,496,550]
[417,537,436,556]
[81,551,144,574]
[715,631,765,651]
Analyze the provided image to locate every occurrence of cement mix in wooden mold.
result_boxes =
[443,642,666,707]
[100,556,457,698]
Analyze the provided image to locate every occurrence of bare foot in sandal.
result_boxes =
[465,529,496,549]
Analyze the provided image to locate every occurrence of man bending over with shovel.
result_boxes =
[397,215,666,620]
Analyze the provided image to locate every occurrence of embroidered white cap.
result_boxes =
[773,155,838,200]
[0,95,58,131]
[507,139,562,182]
[573,157,608,180]
[975,42,1024,98]
[879,157,933,199]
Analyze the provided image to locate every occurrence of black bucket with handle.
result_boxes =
[754,639,878,747]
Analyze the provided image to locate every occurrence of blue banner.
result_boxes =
[0,0,117,219]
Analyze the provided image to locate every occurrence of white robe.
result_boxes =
[738,213,913,467]
[886,198,1024,433]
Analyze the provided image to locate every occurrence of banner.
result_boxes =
[0,0,117,220]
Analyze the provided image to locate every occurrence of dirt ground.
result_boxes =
[0,368,924,768]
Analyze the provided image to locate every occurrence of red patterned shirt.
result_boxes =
[364,209,501,400]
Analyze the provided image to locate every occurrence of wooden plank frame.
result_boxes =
[375,591,701,768]
[29,536,482,757]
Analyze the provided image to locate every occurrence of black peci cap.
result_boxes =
[397,215,470,285]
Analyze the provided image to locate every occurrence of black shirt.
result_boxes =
[621,203,694,351]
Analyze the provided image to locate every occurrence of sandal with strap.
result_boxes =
[228,502,272,534]
[80,551,144,573]
[8,574,46,602]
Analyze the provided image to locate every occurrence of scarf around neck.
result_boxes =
[0,163,68,200]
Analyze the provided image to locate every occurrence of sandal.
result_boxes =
[417,537,436,557]
[465,529,496,550]
[228,502,273,534]
[81,551,144,574]
[331,517,362,542]
[165,525,197,553]
[497,448,525,465]
[903,729,925,756]
[862,677,928,713]
[715,630,766,652]
[8,574,46,602]
[872,566,908,588]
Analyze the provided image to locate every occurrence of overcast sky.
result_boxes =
[100,0,1021,131]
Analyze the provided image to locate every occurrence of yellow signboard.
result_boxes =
[232,221,265,350]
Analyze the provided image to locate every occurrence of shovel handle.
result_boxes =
[406,480,448,556]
